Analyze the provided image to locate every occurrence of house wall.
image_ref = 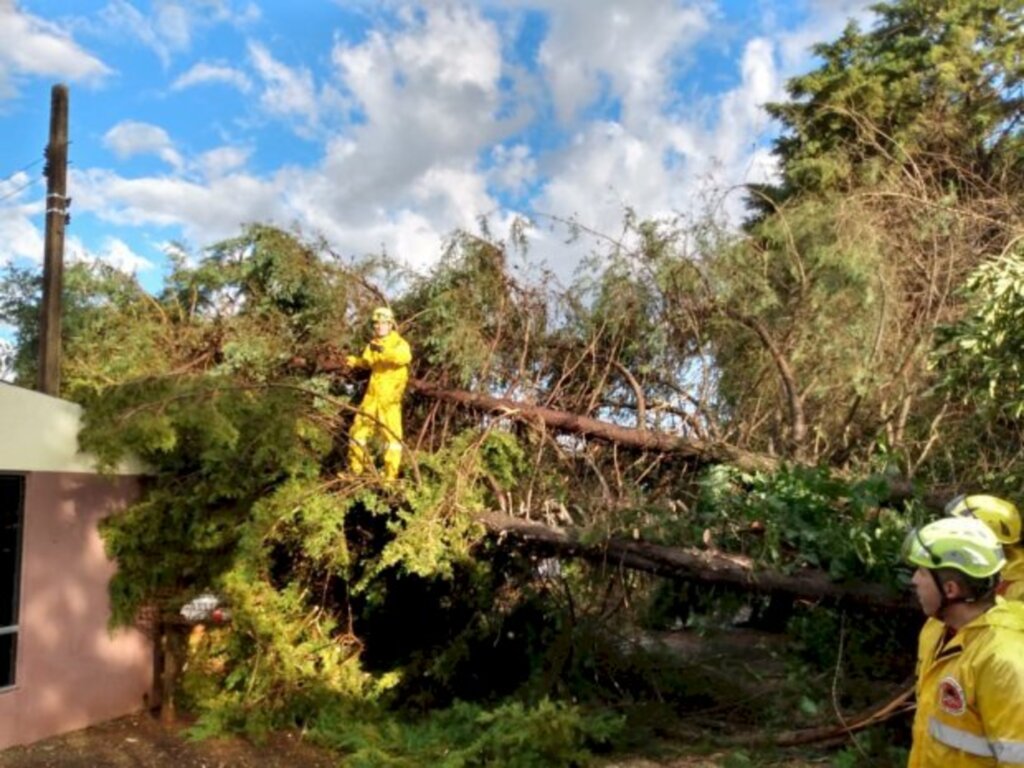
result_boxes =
[0,472,152,750]
[0,383,142,475]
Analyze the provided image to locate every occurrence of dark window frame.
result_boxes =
[0,474,25,691]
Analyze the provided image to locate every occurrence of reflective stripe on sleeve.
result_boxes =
[992,739,1024,764]
[385,443,403,452]
[929,718,995,758]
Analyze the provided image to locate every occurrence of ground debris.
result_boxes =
[0,715,336,768]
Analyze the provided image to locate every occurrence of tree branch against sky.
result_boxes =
[0,0,874,292]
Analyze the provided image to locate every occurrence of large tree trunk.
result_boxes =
[478,512,916,611]
[410,381,955,510]
[411,381,780,474]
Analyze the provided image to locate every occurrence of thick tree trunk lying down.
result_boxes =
[411,381,956,509]
[478,512,916,611]
[410,381,781,474]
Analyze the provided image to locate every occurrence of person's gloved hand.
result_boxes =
[370,341,384,352]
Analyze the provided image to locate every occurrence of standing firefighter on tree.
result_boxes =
[345,306,412,481]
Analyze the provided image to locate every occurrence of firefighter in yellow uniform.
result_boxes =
[910,495,1024,767]
[345,306,412,481]
[903,517,1024,767]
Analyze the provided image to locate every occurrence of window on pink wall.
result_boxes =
[0,474,24,690]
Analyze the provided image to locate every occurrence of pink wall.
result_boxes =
[0,472,152,750]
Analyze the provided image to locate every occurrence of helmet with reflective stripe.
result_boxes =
[945,494,1021,545]
[902,517,1006,579]
[372,306,395,324]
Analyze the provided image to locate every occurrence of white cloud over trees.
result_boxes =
[0,0,877,277]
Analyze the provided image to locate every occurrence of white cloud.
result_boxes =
[171,61,252,92]
[67,235,154,273]
[0,212,44,265]
[72,167,281,243]
[60,2,781,279]
[96,0,261,66]
[526,0,712,123]
[234,2,262,26]
[98,0,176,65]
[198,145,252,179]
[0,332,14,382]
[0,171,44,265]
[248,41,320,135]
[155,1,192,50]
[316,4,510,217]
[489,144,536,196]
[23,0,885,289]
[536,31,782,225]
[0,0,110,98]
[103,120,184,170]
[775,0,876,72]
[701,37,780,171]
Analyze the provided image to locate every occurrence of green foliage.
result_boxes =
[0,259,152,387]
[41,227,543,746]
[765,0,1023,199]
[308,698,623,768]
[708,197,893,450]
[786,604,918,691]
[830,727,911,767]
[400,230,547,389]
[696,466,918,582]
[935,250,1024,419]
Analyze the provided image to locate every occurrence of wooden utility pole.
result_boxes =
[38,84,69,396]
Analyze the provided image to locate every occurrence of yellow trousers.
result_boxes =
[348,402,403,480]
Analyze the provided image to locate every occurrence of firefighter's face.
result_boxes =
[912,567,944,617]
[373,320,392,338]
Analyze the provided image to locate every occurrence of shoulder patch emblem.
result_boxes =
[938,676,966,716]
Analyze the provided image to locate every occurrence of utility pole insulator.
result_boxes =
[38,84,69,396]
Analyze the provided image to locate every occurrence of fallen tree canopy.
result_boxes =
[477,511,915,611]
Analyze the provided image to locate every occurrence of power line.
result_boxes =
[0,174,44,205]
[2,156,43,183]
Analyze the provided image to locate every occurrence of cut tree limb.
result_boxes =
[478,511,916,611]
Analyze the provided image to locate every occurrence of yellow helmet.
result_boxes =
[902,517,1006,579]
[945,494,1021,545]
[371,306,395,325]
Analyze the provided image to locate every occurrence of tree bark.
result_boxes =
[410,380,781,474]
[478,512,916,611]
[410,381,962,509]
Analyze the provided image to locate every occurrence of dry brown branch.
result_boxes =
[611,360,646,428]
[722,309,807,451]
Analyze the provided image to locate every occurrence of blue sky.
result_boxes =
[0,0,875,308]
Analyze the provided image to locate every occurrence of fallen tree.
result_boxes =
[477,512,916,611]
[410,380,781,474]
[408,379,955,510]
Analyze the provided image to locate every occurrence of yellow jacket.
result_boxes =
[911,599,1024,767]
[346,330,412,409]
[1000,548,1024,601]
[912,556,1024,767]
[912,616,948,767]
